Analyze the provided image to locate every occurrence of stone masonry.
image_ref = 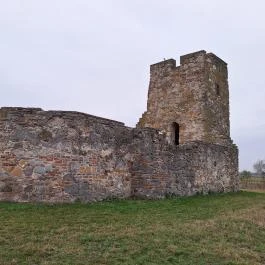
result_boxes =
[0,50,239,203]
[138,50,230,146]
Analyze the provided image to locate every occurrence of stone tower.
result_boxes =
[138,50,231,146]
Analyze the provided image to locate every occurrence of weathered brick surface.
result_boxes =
[0,108,132,202]
[0,108,238,202]
[0,51,239,203]
[130,130,238,198]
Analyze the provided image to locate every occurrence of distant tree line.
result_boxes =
[240,159,265,178]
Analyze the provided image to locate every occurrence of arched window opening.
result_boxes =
[172,122,179,145]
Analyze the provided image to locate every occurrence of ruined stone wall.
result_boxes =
[0,107,239,202]
[138,50,231,146]
[131,136,239,198]
[0,107,133,202]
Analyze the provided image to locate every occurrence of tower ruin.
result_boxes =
[138,50,231,146]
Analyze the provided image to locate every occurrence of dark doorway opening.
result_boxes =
[172,122,179,145]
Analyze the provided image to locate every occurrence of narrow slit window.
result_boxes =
[172,122,179,145]
[215,83,220,96]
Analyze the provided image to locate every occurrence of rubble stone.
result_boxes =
[0,50,239,203]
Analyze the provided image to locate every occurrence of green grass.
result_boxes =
[1,192,265,265]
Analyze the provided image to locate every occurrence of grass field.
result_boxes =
[0,192,265,265]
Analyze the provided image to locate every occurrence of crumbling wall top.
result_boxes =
[150,59,176,72]
[206,53,227,66]
[0,107,125,127]
[180,50,206,65]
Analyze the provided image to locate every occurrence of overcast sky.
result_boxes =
[1,0,265,171]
